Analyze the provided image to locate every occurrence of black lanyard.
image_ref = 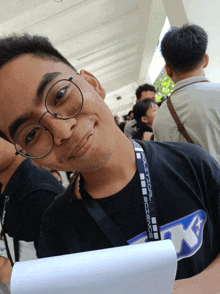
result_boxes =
[1,195,9,227]
[0,193,14,266]
[79,139,160,246]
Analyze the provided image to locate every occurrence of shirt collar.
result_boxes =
[173,76,209,93]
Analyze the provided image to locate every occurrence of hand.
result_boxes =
[0,257,12,284]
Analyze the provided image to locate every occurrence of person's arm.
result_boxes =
[0,256,12,284]
[172,253,220,293]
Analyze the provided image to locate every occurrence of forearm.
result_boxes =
[0,257,12,284]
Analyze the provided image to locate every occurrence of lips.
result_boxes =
[68,131,93,159]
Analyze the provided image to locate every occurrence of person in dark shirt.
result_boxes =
[0,138,65,285]
[0,34,219,293]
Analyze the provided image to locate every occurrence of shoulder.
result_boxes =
[138,140,219,170]
[153,101,169,122]
[175,81,220,102]
[139,139,203,155]
[124,119,136,130]
[5,159,65,213]
[19,159,65,195]
[136,141,220,195]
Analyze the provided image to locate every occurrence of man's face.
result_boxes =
[0,55,116,172]
[140,90,155,101]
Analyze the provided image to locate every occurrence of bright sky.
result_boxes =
[148,17,171,83]
[153,17,171,59]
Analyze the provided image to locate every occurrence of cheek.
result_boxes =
[151,113,156,123]
[153,109,159,119]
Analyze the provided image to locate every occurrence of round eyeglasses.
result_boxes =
[14,75,84,159]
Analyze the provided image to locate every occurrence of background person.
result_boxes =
[114,115,125,132]
[153,23,220,163]
[0,138,65,289]
[132,99,159,140]
[125,110,134,124]
[124,84,156,138]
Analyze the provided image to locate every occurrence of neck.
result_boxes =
[0,157,24,193]
[78,135,137,199]
[172,68,204,84]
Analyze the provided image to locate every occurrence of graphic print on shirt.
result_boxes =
[128,210,207,261]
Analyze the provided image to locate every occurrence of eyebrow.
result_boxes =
[34,72,62,106]
[9,113,32,141]
[9,72,63,140]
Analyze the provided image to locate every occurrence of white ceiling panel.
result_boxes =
[0,0,167,114]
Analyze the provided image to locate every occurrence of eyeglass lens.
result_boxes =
[14,79,83,159]
[46,79,83,118]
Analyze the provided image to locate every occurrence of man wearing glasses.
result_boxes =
[0,35,219,293]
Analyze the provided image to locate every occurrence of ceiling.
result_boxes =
[1,0,219,117]
[0,0,167,115]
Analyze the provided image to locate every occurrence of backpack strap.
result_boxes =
[167,96,194,144]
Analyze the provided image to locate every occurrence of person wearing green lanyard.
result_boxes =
[0,33,219,293]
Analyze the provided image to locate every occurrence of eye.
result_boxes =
[25,128,40,145]
[54,88,66,105]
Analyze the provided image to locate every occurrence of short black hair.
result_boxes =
[133,99,155,122]
[132,99,156,140]
[161,24,208,73]
[0,34,77,141]
[0,34,76,71]
[135,84,156,100]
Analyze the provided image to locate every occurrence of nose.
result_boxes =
[44,115,77,145]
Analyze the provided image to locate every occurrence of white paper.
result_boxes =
[11,239,177,294]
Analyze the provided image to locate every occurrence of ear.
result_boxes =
[203,54,209,69]
[79,69,106,100]
[141,115,148,124]
[165,64,172,78]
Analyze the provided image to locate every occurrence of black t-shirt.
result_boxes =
[39,141,220,280]
[0,159,65,258]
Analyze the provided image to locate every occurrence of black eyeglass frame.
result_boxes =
[14,73,84,159]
